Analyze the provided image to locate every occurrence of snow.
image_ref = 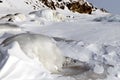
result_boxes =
[0,42,51,80]
[0,23,21,36]
[93,64,104,74]
[1,33,66,74]
[29,9,66,22]
[0,0,120,80]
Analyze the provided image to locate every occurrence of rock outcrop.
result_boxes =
[0,0,108,14]
[23,0,94,14]
[39,0,93,14]
[37,0,108,14]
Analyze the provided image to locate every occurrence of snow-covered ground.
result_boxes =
[0,0,120,80]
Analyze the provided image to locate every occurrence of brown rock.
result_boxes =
[66,2,92,14]
[39,0,93,14]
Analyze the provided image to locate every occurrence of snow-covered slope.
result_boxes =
[0,0,120,80]
[0,0,106,14]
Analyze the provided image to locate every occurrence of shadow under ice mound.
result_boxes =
[0,51,9,70]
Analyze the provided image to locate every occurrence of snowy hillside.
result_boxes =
[0,0,107,14]
[0,0,120,80]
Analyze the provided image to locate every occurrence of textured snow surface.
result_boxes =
[0,0,120,80]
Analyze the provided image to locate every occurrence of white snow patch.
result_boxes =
[0,23,21,35]
[93,64,104,74]
[0,41,51,80]
[29,9,66,22]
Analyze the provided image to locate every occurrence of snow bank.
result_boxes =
[1,33,65,73]
[29,9,66,22]
[0,41,51,80]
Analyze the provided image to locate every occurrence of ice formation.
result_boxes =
[1,33,65,73]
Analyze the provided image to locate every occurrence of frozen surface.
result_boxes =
[0,0,120,80]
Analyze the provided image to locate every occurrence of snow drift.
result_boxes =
[1,33,65,73]
[0,41,50,80]
[29,9,66,22]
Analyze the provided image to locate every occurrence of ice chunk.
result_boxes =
[1,33,65,73]
[93,64,104,74]
[0,42,50,80]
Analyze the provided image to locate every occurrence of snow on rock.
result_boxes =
[39,0,94,14]
[0,0,108,15]
[0,13,27,22]
[0,0,95,14]
[9,13,27,22]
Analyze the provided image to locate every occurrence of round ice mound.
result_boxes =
[1,33,65,73]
